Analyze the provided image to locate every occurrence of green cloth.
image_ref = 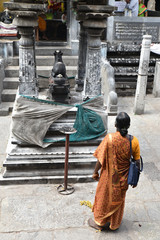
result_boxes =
[138,3,147,17]
[44,104,106,143]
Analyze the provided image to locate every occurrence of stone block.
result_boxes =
[101,59,118,114]
[107,16,160,44]
[0,59,5,103]
[153,61,160,97]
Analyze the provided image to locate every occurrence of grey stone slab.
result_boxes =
[124,202,150,222]
[144,162,160,181]
[144,201,160,221]
[127,222,160,240]
[126,174,160,201]
[53,225,134,240]
[108,16,160,44]
[0,231,54,240]
[152,181,160,195]
[0,183,96,232]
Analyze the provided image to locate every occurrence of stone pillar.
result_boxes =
[17,24,38,96]
[71,1,116,98]
[83,20,105,98]
[69,8,79,55]
[0,59,5,104]
[76,22,87,92]
[3,1,46,96]
[134,35,152,115]
[153,62,160,97]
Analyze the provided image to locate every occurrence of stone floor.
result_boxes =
[0,95,160,240]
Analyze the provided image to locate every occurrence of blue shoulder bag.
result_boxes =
[127,135,143,186]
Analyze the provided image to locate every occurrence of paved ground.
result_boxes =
[0,95,160,240]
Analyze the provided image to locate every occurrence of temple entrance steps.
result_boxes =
[0,46,78,116]
[107,48,160,96]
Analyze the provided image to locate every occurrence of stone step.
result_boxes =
[35,46,73,56]
[0,174,93,185]
[1,89,17,102]
[6,140,100,157]
[5,65,77,78]
[11,136,103,147]
[3,157,96,169]
[6,153,95,160]
[3,148,97,180]
[116,88,153,97]
[3,77,19,89]
[115,81,153,89]
[11,55,78,66]
[0,102,14,116]
[3,168,94,178]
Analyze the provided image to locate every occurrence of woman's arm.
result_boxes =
[92,160,101,181]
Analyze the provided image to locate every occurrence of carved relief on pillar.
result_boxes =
[76,22,88,92]
[85,48,101,96]
[18,26,38,96]
[83,27,104,98]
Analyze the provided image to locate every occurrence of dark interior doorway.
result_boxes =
[37,1,67,42]
[155,0,160,11]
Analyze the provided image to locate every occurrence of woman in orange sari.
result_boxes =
[88,112,140,231]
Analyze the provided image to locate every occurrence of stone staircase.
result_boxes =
[107,44,160,96]
[0,45,78,116]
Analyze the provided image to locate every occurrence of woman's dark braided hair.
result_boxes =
[115,112,130,137]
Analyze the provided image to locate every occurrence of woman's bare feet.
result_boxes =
[88,218,103,231]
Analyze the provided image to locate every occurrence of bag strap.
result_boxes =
[129,134,143,172]
[129,134,132,156]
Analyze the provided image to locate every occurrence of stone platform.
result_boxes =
[1,91,108,184]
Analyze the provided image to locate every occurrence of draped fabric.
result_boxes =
[12,95,107,148]
[12,96,73,148]
[138,3,147,16]
[92,132,132,230]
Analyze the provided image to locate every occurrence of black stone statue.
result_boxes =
[49,50,70,103]
[51,50,67,79]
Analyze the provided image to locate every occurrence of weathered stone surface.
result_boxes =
[101,58,117,114]
[0,231,54,240]
[153,61,160,97]
[134,35,152,115]
[0,59,5,104]
[107,16,160,44]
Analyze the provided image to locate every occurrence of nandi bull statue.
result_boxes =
[49,50,70,103]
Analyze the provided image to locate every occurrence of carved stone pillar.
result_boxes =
[17,24,38,96]
[76,22,87,92]
[72,1,116,99]
[3,1,46,96]
[83,20,106,98]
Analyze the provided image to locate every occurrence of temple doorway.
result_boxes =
[37,0,68,44]
[155,0,160,11]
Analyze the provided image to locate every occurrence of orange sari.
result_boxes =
[92,132,140,230]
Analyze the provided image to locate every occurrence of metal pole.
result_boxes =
[64,134,69,190]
